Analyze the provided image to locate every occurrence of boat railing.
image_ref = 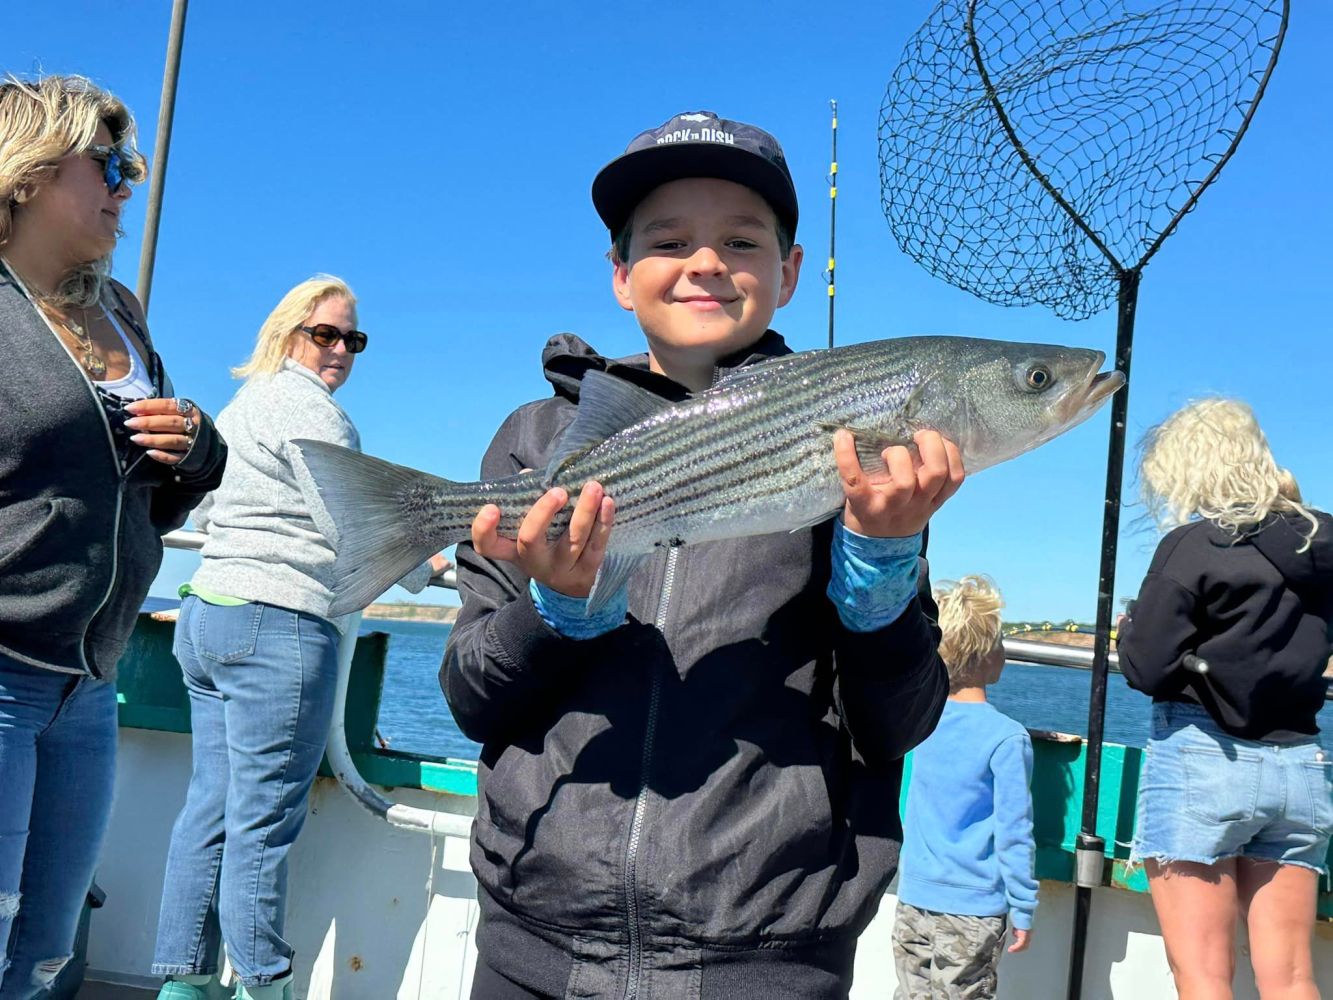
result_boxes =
[1003,637,1119,673]
[161,529,470,837]
[161,528,1333,703]
[142,530,1333,919]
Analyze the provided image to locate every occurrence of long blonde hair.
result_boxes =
[934,575,1005,690]
[232,275,357,381]
[0,74,148,307]
[1139,397,1318,547]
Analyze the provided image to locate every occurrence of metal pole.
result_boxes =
[1066,268,1140,1000]
[826,99,838,349]
[135,0,189,313]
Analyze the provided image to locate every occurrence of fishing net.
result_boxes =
[879,0,1287,319]
[880,13,1289,988]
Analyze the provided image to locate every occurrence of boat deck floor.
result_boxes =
[77,982,155,998]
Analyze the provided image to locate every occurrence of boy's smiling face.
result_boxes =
[613,177,802,389]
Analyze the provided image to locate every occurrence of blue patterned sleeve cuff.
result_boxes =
[530,578,629,640]
[827,522,922,633]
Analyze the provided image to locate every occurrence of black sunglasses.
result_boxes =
[300,324,369,354]
[86,144,127,194]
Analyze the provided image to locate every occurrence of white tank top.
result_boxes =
[95,303,155,400]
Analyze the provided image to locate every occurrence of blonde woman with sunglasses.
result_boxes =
[0,75,227,1000]
[150,276,446,1000]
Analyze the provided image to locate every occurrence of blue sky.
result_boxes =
[6,1,1329,619]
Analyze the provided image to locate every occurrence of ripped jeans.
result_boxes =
[0,653,117,1000]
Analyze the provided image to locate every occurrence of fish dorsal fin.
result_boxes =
[817,422,914,478]
[545,371,670,484]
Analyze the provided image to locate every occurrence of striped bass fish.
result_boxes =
[294,335,1123,616]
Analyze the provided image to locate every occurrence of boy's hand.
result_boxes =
[1007,927,1031,954]
[835,429,964,538]
[471,481,615,598]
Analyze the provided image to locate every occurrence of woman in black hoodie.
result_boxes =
[1118,397,1332,1000]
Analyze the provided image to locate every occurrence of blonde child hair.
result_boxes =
[0,74,148,308]
[933,575,1005,691]
[232,275,357,381]
[1139,397,1318,548]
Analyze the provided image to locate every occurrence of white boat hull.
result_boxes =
[85,727,1333,998]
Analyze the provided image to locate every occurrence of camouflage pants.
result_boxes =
[891,901,1007,1000]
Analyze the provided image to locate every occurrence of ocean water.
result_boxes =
[366,619,1333,759]
[140,601,1333,760]
[364,619,480,760]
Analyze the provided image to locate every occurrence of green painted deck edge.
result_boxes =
[350,752,481,796]
[116,613,481,798]
[117,612,1330,911]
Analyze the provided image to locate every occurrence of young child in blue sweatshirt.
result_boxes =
[892,576,1038,999]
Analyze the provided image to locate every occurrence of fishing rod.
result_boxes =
[825,99,838,349]
[135,0,188,314]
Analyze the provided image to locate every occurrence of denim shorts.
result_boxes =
[1131,701,1333,874]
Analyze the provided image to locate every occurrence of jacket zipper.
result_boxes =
[622,546,678,1000]
[82,478,126,676]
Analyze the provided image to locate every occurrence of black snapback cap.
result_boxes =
[591,110,799,240]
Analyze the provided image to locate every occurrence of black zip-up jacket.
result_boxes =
[1118,510,1333,741]
[0,267,226,678]
[441,332,949,999]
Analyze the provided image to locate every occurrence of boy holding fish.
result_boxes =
[443,110,962,999]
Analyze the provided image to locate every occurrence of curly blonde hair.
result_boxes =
[934,575,1005,690]
[1139,398,1318,548]
[0,74,148,307]
[232,275,357,381]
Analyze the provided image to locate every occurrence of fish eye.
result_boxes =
[1025,365,1053,391]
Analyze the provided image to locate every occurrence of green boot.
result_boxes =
[156,975,231,1000]
[234,973,294,1000]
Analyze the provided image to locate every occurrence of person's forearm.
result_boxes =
[834,597,949,769]
[442,591,584,743]
[826,523,921,632]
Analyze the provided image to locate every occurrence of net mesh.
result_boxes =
[879,0,1286,319]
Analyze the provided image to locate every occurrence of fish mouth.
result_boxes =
[1084,369,1125,406]
[1057,357,1125,424]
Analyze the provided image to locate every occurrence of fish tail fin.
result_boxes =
[291,439,471,616]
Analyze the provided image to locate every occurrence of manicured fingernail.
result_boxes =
[130,433,147,443]
[124,417,145,429]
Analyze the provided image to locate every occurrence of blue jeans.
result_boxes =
[1132,701,1333,873]
[0,655,117,1000]
[151,597,339,988]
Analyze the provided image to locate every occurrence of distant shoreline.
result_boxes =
[363,602,460,624]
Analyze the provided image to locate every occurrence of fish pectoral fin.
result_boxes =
[545,371,672,485]
[817,422,913,478]
[586,551,648,617]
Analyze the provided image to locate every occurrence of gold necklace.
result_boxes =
[0,256,107,378]
[59,307,108,378]
[62,308,105,378]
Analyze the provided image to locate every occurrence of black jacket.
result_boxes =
[1118,511,1333,741]
[0,266,226,678]
[441,332,948,999]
